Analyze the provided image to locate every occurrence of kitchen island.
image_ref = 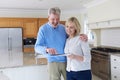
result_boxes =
[0,53,48,80]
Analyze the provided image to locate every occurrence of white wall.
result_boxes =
[87,0,120,23]
[101,28,120,47]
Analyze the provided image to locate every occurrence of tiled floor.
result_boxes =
[92,74,102,80]
[23,53,47,66]
[23,53,102,80]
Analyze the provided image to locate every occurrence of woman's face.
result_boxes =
[65,22,76,37]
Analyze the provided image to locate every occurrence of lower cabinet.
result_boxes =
[111,54,120,80]
[23,47,34,53]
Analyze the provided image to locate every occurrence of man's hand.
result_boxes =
[80,34,88,42]
[46,48,57,55]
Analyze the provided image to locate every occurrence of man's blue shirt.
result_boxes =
[35,22,67,62]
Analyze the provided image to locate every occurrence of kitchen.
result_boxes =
[0,0,120,80]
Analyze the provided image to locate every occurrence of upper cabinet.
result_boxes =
[38,18,48,27]
[60,21,66,25]
[23,18,38,38]
[0,18,66,38]
[88,19,120,29]
[38,18,66,28]
[0,18,23,27]
[87,0,120,29]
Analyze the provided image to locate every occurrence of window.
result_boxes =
[83,14,94,40]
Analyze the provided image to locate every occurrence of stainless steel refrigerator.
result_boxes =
[0,28,23,68]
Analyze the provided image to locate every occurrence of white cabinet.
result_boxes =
[88,19,120,29]
[111,54,120,80]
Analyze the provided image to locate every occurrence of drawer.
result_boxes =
[23,47,34,53]
[111,72,120,80]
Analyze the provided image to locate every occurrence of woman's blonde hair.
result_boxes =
[65,17,81,36]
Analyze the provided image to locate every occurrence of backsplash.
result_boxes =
[101,28,120,47]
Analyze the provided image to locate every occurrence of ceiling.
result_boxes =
[0,0,107,13]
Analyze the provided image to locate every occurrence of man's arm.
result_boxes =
[34,27,47,54]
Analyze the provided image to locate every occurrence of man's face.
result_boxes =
[48,13,60,28]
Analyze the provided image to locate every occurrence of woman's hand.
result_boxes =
[68,54,76,59]
[68,54,84,61]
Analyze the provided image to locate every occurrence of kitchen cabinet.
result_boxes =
[0,28,23,68]
[0,18,23,27]
[60,21,66,25]
[88,19,120,29]
[111,54,120,80]
[38,18,66,28]
[23,47,34,53]
[38,18,48,27]
[23,18,38,38]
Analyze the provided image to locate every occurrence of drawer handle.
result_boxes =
[114,67,117,69]
[114,76,117,78]
[0,71,3,73]
[114,59,116,61]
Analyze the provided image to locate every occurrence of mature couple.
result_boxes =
[35,7,92,80]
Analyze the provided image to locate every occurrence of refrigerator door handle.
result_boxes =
[8,37,10,51]
[8,37,12,51]
[9,37,12,51]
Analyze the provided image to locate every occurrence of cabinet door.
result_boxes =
[60,21,66,25]
[0,28,9,68]
[23,19,38,38]
[111,55,120,80]
[23,47,34,53]
[38,18,48,27]
[9,28,23,67]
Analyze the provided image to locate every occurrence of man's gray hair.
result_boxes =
[48,7,61,16]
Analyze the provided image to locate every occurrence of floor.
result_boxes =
[23,53,47,66]
[92,75,102,80]
[23,53,102,80]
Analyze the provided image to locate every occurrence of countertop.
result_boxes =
[0,53,47,69]
[110,53,120,57]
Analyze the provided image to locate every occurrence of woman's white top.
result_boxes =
[64,35,91,72]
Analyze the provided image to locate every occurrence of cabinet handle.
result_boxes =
[114,76,117,78]
[114,66,117,69]
[8,37,10,51]
[114,59,116,61]
[0,71,3,73]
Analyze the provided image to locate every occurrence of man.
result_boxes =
[35,7,88,80]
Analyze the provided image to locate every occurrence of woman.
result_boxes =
[64,17,92,80]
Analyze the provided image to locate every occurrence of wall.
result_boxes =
[87,0,120,47]
[101,28,120,47]
[87,0,120,23]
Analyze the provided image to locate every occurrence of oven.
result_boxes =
[91,47,120,80]
[91,50,110,80]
